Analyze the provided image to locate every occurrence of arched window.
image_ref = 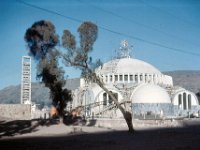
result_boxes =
[108,91,118,104]
[149,75,152,82]
[110,75,112,82]
[108,91,113,104]
[103,93,107,106]
[183,93,187,110]
[188,94,191,110]
[135,75,138,82]
[130,75,133,81]
[119,75,123,81]
[178,94,182,107]
[115,75,118,82]
[103,92,118,106]
[145,74,148,82]
[140,74,143,81]
[124,75,128,81]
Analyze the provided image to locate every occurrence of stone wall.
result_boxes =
[0,104,31,120]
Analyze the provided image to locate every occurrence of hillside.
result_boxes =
[164,70,200,93]
[0,71,199,106]
[0,78,80,107]
[0,83,51,108]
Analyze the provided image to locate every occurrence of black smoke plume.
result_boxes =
[25,20,72,117]
[24,20,59,59]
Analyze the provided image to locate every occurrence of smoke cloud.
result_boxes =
[24,20,59,59]
[25,20,71,117]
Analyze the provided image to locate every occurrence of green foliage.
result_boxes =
[62,21,100,81]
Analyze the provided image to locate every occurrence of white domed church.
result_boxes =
[70,41,199,119]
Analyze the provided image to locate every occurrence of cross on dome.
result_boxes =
[119,40,132,58]
[121,40,129,48]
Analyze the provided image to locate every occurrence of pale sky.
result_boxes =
[0,0,200,89]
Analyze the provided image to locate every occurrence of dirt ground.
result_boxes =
[1,119,200,150]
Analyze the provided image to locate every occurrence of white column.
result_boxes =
[151,74,154,84]
[154,74,157,84]
[112,73,114,83]
[142,73,145,83]
[147,74,150,83]
[161,75,164,85]
[186,93,188,110]
[158,74,161,84]
[181,93,183,110]
[138,73,140,83]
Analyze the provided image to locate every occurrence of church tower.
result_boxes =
[21,56,31,104]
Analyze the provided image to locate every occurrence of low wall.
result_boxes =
[132,103,173,117]
[86,118,199,130]
[0,104,31,120]
[86,118,127,128]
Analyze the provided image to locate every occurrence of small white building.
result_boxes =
[70,41,200,119]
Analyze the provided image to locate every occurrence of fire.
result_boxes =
[50,106,58,117]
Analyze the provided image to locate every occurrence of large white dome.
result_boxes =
[131,84,171,103]
[97,58,161,75]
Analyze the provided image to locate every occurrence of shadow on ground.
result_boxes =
[1,121,200,150]
[0,119,58,138]
[0,116,88,138]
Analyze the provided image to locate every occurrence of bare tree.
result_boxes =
[62,21,134,133]
[24,20,72,119]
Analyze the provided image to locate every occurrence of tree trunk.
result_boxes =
[94,74,135,133]
[124,111,134,133]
